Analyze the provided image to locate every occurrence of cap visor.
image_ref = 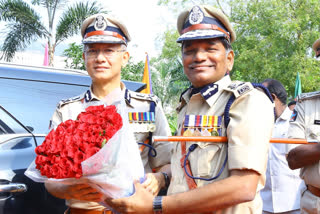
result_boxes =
[82,35,125,45]
[177,29,227,43]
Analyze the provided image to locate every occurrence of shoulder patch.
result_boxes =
[289,109,298,122]
[297,91,320,102]
[56,93,84,109]
[127,90,159,105]
[223,81,254,98]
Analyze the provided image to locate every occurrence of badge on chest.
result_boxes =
[128,112,156,133]
[183,115,222,136]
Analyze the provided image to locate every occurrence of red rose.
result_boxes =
[35,104,123,179]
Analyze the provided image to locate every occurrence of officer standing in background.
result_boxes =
[106,5,274,214]
[45,13,172,214]
[287,38,320,214]
[261,79,304,214]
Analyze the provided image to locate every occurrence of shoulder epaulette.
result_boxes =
[56,93,84,109]
[126,90,159,105]
[223,81,254,98]
[297,91,320,102]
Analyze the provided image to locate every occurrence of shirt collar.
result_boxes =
[278,106,292,122]
[85,82,127,104]
[180,75,232,107]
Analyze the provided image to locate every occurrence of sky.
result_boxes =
[98,0,176,61]
[28,0,177,62]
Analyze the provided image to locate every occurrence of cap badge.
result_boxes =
[189,6,204,25]
[94,15,107,31]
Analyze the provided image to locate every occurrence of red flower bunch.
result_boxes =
[35,105,123,179]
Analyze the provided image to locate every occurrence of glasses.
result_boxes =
[85,48,125,58]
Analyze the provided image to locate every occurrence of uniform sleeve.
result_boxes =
[48,108,63,131]
[149,100,173,169]
[287,101,306,139]
[227,89,274,175]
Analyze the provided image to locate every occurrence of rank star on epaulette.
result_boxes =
[228,82,244,90]
[57,95,82,109]
[224,82,253,98]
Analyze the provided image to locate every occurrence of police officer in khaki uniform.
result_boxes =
[286,39,320,214]
[106,5,274,214]
[45,13,172,214]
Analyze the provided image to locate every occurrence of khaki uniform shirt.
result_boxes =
[49,83,172,210]
[168,75,274,214]
[287,91,320,188]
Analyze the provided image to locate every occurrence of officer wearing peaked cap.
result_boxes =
[107,5,274,214]
[45,13,172,214]
[286,38,320,214]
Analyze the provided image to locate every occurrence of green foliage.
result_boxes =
[0,0,49,61]
[55,1,106,43]
[63,42,85,70]
[167,113,178,135]
[159,29,181,60]
[230,0,320,96]
[121,58,144,82]
[0,0,103,65]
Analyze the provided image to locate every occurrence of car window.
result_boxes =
[0,78,88,134]
[0,107,27,134]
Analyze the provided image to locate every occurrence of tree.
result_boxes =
[121,58,144,82]
[0,0,104,66]
[230,0,320,97]
[63,42,85,70]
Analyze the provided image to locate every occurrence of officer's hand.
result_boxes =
[105,180,154,214]
[64,183,104,202]
[142,172,164,196]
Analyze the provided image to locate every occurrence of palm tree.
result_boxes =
[0,0,105,66]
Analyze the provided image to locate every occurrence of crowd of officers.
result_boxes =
[44,4,320,214]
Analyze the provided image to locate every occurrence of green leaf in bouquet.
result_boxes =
[101,138,107,148]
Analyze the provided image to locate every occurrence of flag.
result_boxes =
[294,72,302,98]
[141,53,153,94]
[43,43,49,66]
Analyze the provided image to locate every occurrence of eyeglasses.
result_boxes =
[84,48,126,58]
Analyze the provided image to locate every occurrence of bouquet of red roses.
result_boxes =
[34,105,122,179]
[25,96,145,199]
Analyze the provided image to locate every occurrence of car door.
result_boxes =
[0,106,67,214]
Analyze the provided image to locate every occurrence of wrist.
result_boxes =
[153,196,163,214]
[161,172,170,189]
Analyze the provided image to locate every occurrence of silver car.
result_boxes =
[0,63,145,214]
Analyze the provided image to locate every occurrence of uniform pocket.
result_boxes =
[189,142,225,177]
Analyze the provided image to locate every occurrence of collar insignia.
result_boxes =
[84,90,92,103]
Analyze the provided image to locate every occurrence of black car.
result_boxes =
[0,63,145,214]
